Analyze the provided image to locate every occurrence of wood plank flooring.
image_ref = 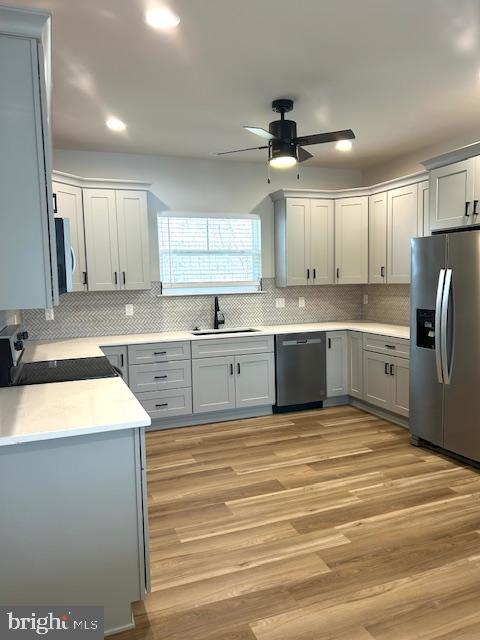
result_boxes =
[112,406,480,640]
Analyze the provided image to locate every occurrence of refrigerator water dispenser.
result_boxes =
[416,309,436,349]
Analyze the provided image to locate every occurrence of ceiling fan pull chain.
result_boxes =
[266,160,271,184]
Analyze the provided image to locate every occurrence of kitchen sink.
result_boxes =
[191,328,260,336]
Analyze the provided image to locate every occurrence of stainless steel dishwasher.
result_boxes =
[274,332,326,410]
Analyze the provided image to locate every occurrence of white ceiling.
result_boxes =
[8,0,480,167]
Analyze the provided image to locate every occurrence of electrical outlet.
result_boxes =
[363,294,368,305]
[45,308,54,321]
[298,297,305,308]
[275,297,285,308]
[125,304,134,317]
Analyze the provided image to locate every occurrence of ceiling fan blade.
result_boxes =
[244,126,276,140]
[295,129,355,147]
[215,145,268,156]
[297,147,313,162]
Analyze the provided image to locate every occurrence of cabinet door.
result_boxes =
[53,181,87,292]
[326,331,347,397]
[116,191,150,290]
[235,353,275,408]
[347,331,363,399]
[390,356,409,417]
[83,189,120,291]
[335,197,368,284]
[286,198,309,285]
[368,192,387,284]
[192,356,235,413]
[309,199,334,285]
[387,183,418,284]
[101,345,128,384]
[419,180,430,237]
[363,350,391,410]
[429,159,475,231]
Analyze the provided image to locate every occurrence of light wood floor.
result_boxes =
[113,406,480,640]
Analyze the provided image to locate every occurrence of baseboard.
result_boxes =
[350,398,409,428]
[323,396,350,407]
[146,405,273,430]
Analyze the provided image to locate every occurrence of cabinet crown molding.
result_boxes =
[422,140,480,171]
[0,5,50,40]
[52,170,152,191]
[270,171,428,202]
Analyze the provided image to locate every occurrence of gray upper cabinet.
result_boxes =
[235,353,275,408]
[386,183,419,284]
[429,158,477,231]
[274,197,334,286]
[83,188,150,291]
[368,192,387,284]
[0,9,57,310]
[192,356,236,413]
[335,197,369,284]
[53,181,87,292]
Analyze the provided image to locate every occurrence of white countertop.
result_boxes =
[0,321,408,448]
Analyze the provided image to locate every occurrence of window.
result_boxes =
[158,213,262,294]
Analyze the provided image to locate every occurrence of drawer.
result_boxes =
[192,335,274,359]
[135,388,192,420]
[129,361,192,393]
[128,341,191,364]
[362,333,409,359]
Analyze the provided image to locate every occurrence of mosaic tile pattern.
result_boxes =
[22,279,364,339]
[362,284,410,325]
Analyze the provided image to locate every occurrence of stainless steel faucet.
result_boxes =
[214,296,225,330]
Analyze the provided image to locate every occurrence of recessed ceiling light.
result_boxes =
[145,8,180,29]
[336,139,353,152]
[106,116,126,132]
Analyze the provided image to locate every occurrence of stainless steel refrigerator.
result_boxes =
[410,229,480,462]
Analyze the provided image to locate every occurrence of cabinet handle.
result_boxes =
[114,271,118,285]
[380,266,385,278]
[307,268,310,280]
[154,375,168,379]
[237,362,241,374]
[313,268,316,280]
[474,200,479,216]
[83,271,88,285]
[120,353,124,367]
[390,363,395,376]
[230,363,234,375]
[336,267,340,280]
[154,351,167,355]
[328,338,332,349]
[53,192,57,214]
[122,271,126,285]
[155,403,168,408]
[385,344,396,350]
[465,201,470,217]
[385,362,389,375]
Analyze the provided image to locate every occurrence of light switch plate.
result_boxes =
[363,294,368,305]
[45,308,54,321]
[298,297,305,308]
[275,297,285,308]
[125,304,134,316]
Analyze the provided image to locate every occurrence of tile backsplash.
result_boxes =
[21,280,410,340]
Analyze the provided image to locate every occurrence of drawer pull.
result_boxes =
[384,362,389,375]
[154,351,167,356]
[155,403,168,408]
[390,364,395,376]
[154,375,168,379]
[385,344,396,349]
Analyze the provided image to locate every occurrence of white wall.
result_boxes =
[53,149,363,278]
[364,127,480,185]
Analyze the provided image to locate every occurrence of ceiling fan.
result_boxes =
[216,98,355,170]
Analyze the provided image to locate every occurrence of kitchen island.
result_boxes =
[0,376,151,635]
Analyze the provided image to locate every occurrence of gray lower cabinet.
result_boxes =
[347,331,363,399]
[135,388,193,420]
[192,356,236,413]
[363,349,409,416]
[326,331,348,397]
[235,353,275,408]
[102,345,128,383]
[129,360,191,393]
[391,356,410,417]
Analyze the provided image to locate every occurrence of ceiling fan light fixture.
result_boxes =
[335,139,353,152]
[269,155,298,169]
[269,140,297,169]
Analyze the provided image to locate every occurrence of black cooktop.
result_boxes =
[14,356,119,386]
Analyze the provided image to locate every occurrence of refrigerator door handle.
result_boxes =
[441,268,453,385]
[435,269,446,384]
